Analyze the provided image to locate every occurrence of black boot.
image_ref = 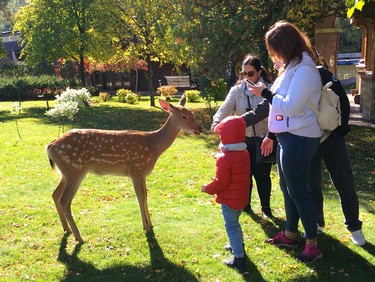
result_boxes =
[262,207,273,219]
[223,256,246,273]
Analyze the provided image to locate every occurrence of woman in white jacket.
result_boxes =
[250,21,322,263]
[211,55,275,218]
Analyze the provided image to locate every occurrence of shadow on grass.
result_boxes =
[244,210,374,280]
[313,233,374,280]
[244,208,286,239]
[57,231,200,281]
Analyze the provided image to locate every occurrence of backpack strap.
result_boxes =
[307,100,319,115]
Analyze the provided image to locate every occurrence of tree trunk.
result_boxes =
[147,55,155,107]
[79,53,86,87]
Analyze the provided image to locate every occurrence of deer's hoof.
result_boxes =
[75,237,84,244]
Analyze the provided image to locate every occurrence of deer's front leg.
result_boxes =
[131,176,153,231]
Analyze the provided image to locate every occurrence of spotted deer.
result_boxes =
[47,96,203,243]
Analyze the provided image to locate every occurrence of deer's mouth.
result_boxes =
[194,127,203,134]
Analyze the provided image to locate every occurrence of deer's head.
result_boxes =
[159,98,203,135]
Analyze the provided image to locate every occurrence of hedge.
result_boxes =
[0,75,70,101]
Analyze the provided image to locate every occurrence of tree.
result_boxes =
[13,0,121,87]
[178,0,347,86]
[109,0,188,107]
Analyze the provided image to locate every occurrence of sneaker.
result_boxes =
[302,223,324,239]
[351,230,366,246]
[297,244,322,263]
[262,207,274,219]
[317,224,324,234]
[265,231,298,248]
[223,256,246,273]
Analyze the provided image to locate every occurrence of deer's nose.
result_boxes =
[195,126,203,134]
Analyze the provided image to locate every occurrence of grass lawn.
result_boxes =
[0,97,374,281]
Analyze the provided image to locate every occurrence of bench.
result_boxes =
[164,76,194,96]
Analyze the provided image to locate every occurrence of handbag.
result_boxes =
[253,135,277,164]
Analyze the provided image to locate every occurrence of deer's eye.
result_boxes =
[182,115,188,120]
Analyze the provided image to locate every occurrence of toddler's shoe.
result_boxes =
[265,231,298,248]
[297,244,322,263]
[351,229,366,246]
[223,256,246,273]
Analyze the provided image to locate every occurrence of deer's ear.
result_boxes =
[159,99,172,113]
[179,94,186,107]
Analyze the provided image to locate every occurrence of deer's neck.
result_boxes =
[150,115,180,155]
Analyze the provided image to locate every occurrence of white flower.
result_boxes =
[45,87,91,121]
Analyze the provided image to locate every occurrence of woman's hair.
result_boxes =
[239,54,273,84]
[265,20,316,68]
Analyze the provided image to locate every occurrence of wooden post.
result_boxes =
[315,15,341,75]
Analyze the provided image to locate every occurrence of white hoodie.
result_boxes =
[269,52,321,138]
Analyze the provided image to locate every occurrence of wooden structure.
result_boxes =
[351,2,375,121]
[315,15,341,75]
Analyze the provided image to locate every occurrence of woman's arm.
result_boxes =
[241,99,270,126]
[211,86,239,131]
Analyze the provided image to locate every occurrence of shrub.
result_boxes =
[117,89,138,103]
[99,92,111,102]
[184,90,201,102]
[117,88,131,102]
[86,86,101,96]
[156,85,178,99]
[45,87,91,122]
[0,75,69,101]
[125,92,138,104]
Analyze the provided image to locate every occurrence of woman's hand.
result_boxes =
[260,137,275,156]
[211,122,219,133]
[202,184,207,192]
[248,81,266,97]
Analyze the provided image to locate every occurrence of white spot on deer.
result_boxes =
[62,155,71,163]
[72,163,83,169]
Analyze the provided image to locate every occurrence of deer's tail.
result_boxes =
[46,144,61,175]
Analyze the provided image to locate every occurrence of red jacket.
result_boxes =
[205,116,250,210]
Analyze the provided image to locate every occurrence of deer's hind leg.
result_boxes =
[132,176,153,232]
[52,177,72,234]
[59,171,87,243]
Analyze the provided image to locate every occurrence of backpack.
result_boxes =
[307,81,341,132]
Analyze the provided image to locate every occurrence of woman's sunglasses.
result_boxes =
[241,71,255,77]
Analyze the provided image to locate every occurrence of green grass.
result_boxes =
[0,97,374,281]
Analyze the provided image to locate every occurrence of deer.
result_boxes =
[47,96,203,243]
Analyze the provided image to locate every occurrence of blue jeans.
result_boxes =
[276,132,320,239]
[309,133,362,231]
[221,204,244,258]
